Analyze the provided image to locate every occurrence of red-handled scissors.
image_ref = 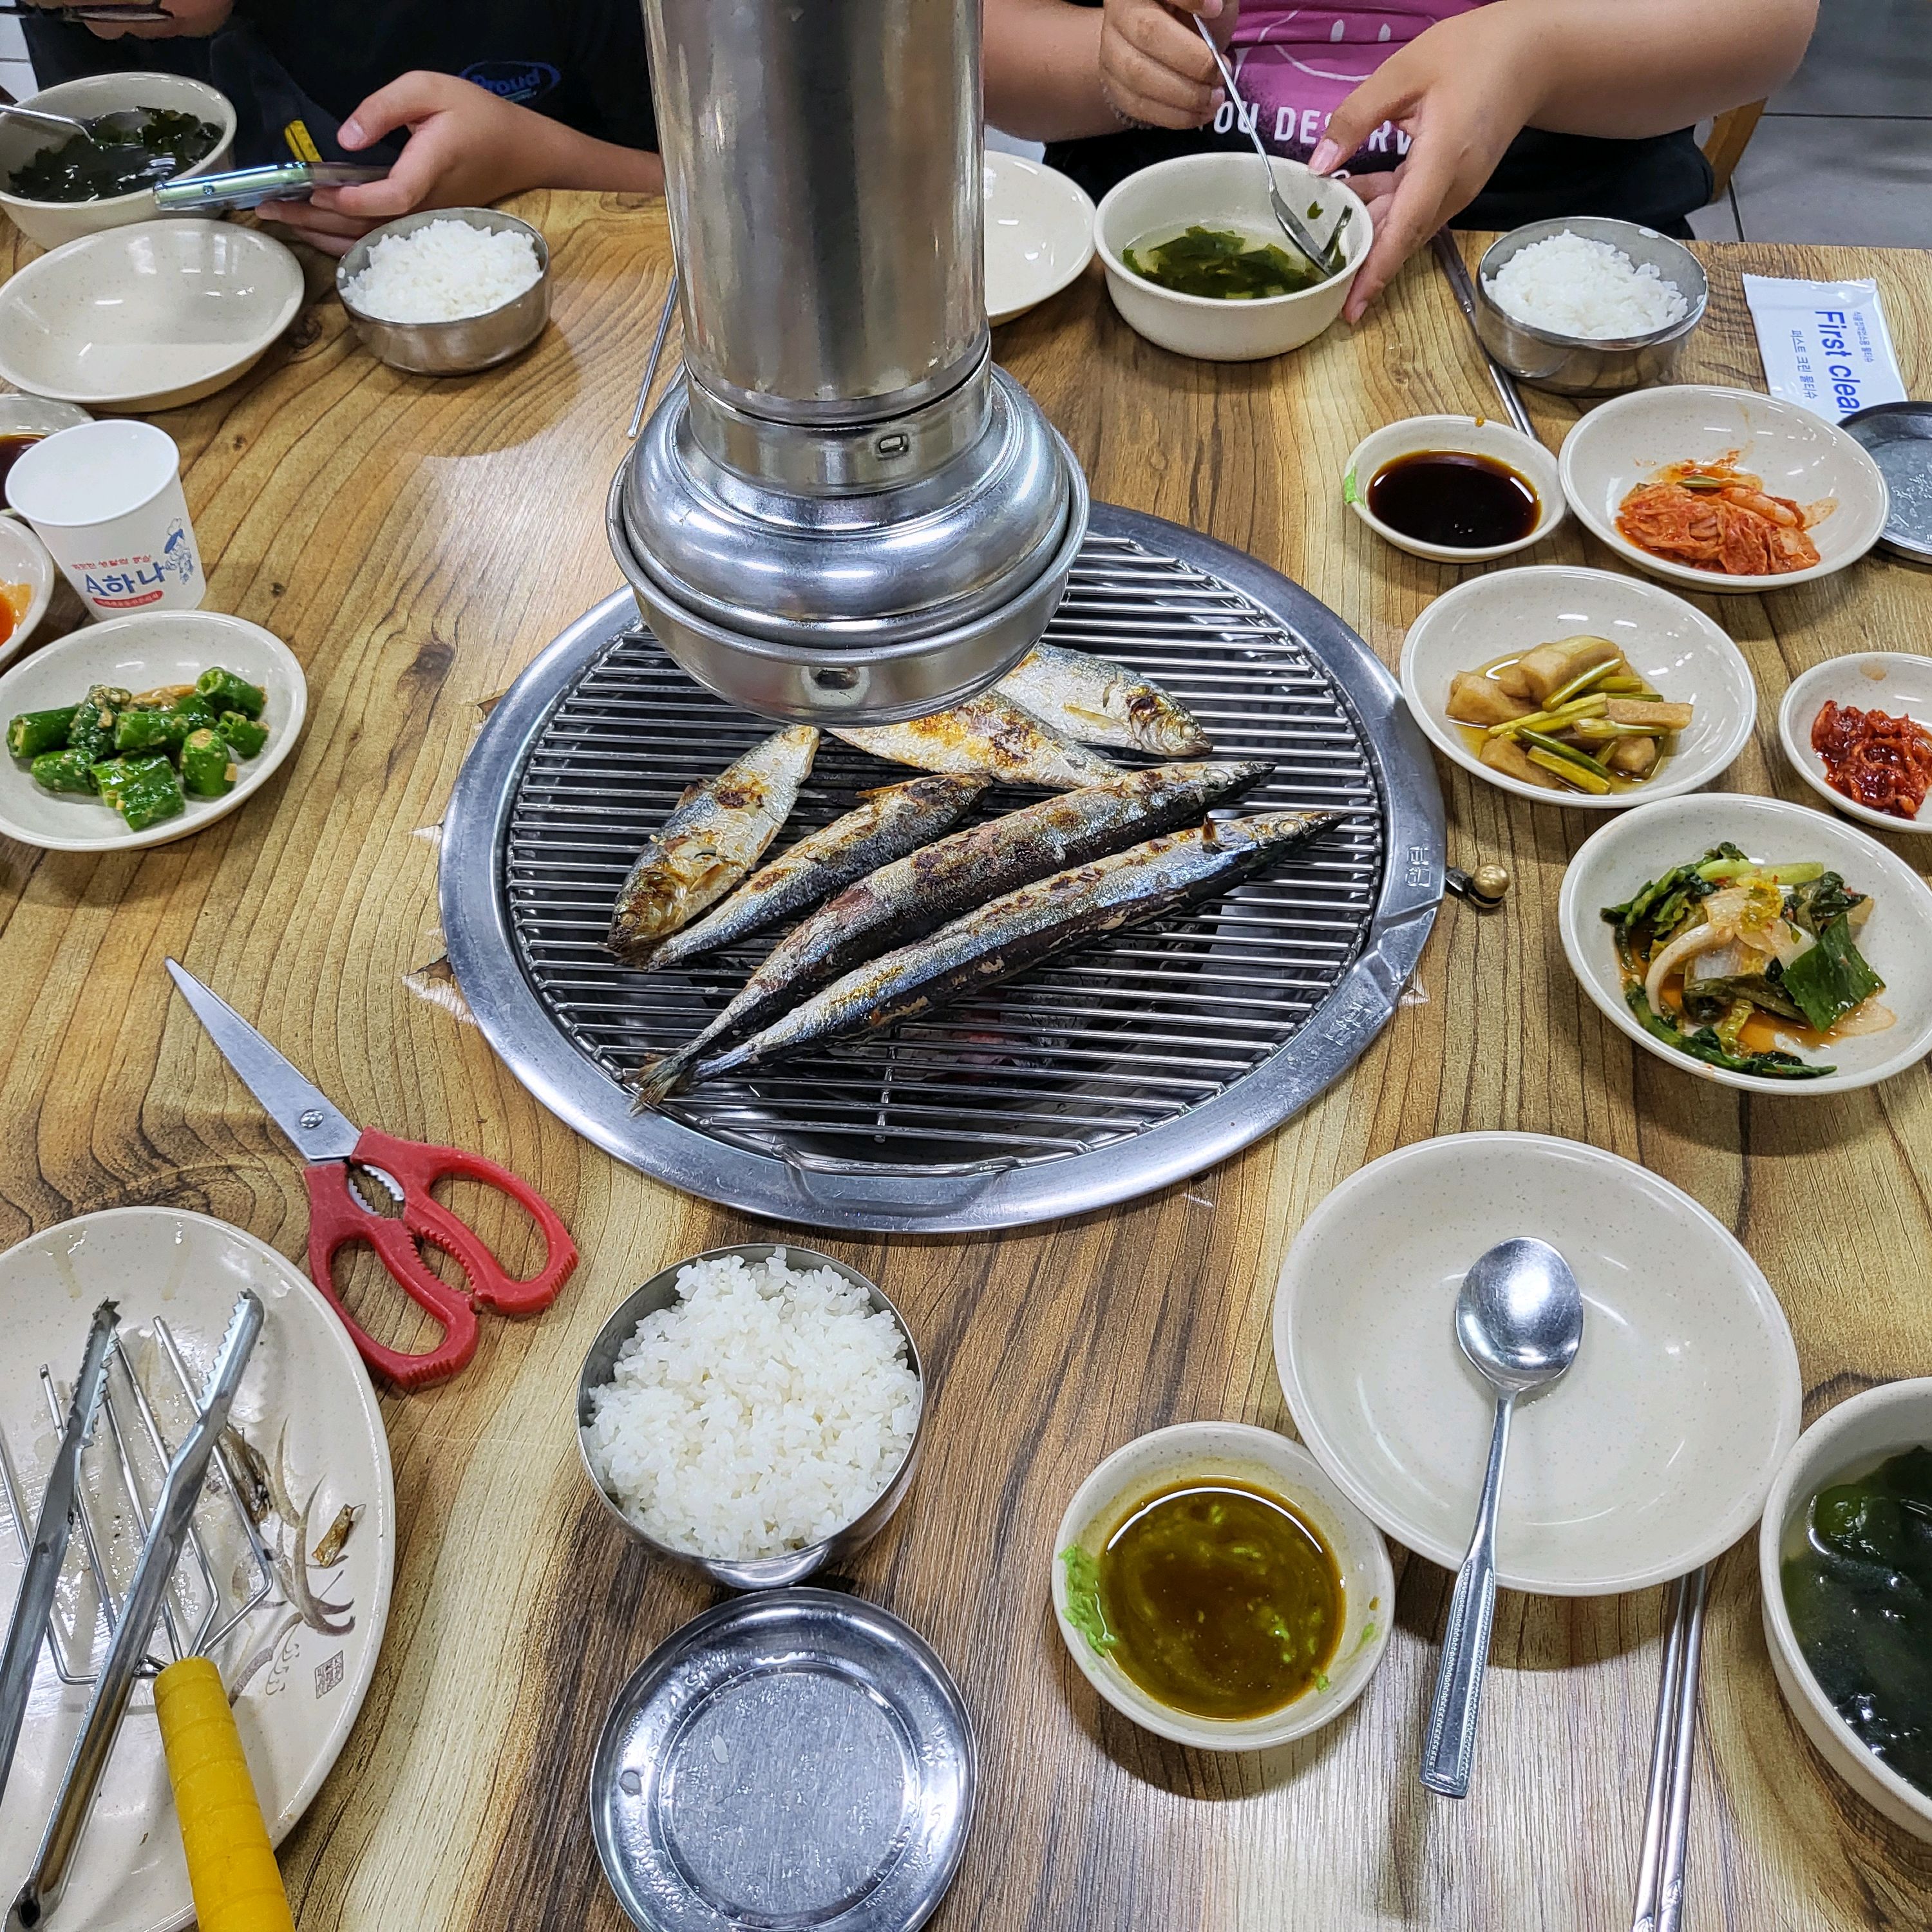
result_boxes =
[166,959,577,1392]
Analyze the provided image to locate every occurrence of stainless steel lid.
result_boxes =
[589,1589,975,1932]
[1842,401,1932,564]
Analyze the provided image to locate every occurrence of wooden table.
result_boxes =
[2,199,1928,1931]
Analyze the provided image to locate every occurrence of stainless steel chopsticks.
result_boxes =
[627,270,681,439]
[1631,1564,1710,1932]
[1429,230,1539,444]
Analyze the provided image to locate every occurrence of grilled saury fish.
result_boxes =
[644,775,987,972]
[833,690,1121,790]
[607,726,817,964]
[631,759,1273,1103]
[676,810,1341,1091]
[996,643,1213,757]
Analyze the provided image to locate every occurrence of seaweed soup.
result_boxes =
[1122,223,1328,301]
[7,108,220,204]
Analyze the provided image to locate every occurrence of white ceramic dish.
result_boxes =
[0,74,235,251]
[1092,153,1368,363]
[1558,791,1932,1095]
[0,219,303,413]
[1344,416,1565,562]
[984,150,1094,326]
[1273,1132,1801,1595]
[0,514,57,664]
[1778,651,1932,834]
[1759,1378,1932,1842]
[0,609,306,851]
[1399,564,1755,807]
[1050,1421,1393,1750]
[0,1206,394,1932]
[1558,384,1889,594]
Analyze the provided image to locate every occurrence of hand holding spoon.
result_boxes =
[1420,1236,1584,1798]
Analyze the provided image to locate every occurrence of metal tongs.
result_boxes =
[1189,17,1350,279]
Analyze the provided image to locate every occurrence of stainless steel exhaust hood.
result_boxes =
[609,0,1089,723]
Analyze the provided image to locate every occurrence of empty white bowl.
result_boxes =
[1778,651,1932,834]
[1558,791,1932,1095]
[1558,385,1890,594]
[1344,415,1564,562]
[1093,153,1367,362]
[0,219,304,412]
[1050,1420,1393,1750]
[1759,1378,1932,1842]
[1273,1131,1801,1595]
[984,151,1094,326]
[0,73,235,251]
[0,609,305,851]
[1399,564,1755,807]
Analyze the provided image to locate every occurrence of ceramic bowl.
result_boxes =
[1343,415,1565,562]
[0,219,303,413]
[1274,1132,1802,1595]
[1473,217,1708,397]
[1558,791,1932,1095]
[1759,1378,1932,1842]
[0,514,57,665]
[1092,153,1368,362]
[1778,651,1932,834]
[1399,564,1755,808]
[985,150,1095,326]
[337,209,551,376]
[0,395,92,439]
[1050,1421,1393,1750]
[1558,384,1890,594]
[576,1244,927,1592]
[0,73,236,251]
[0,609,306,852]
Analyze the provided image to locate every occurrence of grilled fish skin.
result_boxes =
[833,690,1121,790]
[683,811,1341,1088]
[996,643,1213,757]
[607,726,818,964]
[645,775,987,972]
[630,759,1274,1104]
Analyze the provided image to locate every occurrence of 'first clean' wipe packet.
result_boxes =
[1743,276,1906,422]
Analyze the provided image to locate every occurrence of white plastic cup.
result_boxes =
[5,420,205,620]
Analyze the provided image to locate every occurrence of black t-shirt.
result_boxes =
[23,0,656,167]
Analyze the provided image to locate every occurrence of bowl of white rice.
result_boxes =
[1473,216,1707,397]
[336,206,550,376]
[578,1244,927,1590]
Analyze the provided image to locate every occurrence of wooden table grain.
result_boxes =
[2,197,1929,1931]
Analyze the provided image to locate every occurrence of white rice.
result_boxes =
[1484,230,1689,341]
[585,1249,922,1560]
[341,217,542,324]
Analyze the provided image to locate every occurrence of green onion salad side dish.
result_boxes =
[1600,843,1891,1078]
[1121,225,1329,301]
[1782,1446,1932,1800]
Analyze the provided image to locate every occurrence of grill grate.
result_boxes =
[502,530,1387,1176]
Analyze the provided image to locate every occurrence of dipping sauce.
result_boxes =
[1121,223,1326,301]
[0,433,41,497]
[1366,450,1539,549]
[1781,1445,1932,1799]
[1068,1479,1343,1720]
[7,108,220,204]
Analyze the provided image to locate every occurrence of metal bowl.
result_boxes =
[1473,217,1709,397]
[576,1243,927,1591]
[336,207,550,377]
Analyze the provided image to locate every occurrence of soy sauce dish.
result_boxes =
[1050,1421,1392,1750]
[1345,414,1566,562]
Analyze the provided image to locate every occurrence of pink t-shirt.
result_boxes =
[1224,2,1484,171]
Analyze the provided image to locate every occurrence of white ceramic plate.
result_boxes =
[0,1208,394,1932]
[984,151,1094,326]
[0,515,56,665]
[1399,564,1755,807]
[1778,650,1932,835]
[1558,384,1889,594]
[1344,415,1565,563]
[1558,791,1932,1095]
[0,220,303,413]
[0,609,305,851]
[1273,1132,1801,1595]
[1050,1421,1392,1750]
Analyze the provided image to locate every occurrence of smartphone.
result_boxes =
[153,162,390,213]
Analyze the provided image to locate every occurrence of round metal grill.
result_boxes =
[442,507,1443,1231]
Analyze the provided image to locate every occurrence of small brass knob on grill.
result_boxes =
[1446,863,1511,910]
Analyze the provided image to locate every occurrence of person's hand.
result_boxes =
[1098,0,1239,130]
[1309,6,1547,322]
[260,71,568,257]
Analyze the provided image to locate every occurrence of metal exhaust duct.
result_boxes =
[609,0,1089,723]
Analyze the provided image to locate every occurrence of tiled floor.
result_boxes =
[1689,0,1932,245]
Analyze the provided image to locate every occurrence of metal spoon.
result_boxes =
[1420,1236,1584,1798]
[0,97,151,147]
